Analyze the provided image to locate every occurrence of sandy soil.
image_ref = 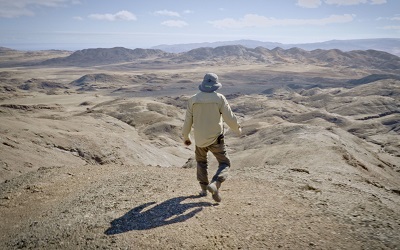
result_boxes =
[0,51,399,249]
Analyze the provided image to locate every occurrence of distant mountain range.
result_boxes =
[39,45,400,70]
[41,47,168,66]
[151,38,400,56]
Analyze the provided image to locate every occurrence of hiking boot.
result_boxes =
[207,181,221,202]
[199,184,208,197]
[199,190,207,197]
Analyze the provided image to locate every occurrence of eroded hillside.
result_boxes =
[0,48,399,249]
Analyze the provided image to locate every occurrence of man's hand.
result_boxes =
[184,140,192,146]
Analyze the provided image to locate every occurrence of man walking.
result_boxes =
[182,73,241,202]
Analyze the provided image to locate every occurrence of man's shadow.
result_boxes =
[105,195,213,235]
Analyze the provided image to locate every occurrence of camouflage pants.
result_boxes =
[195,135,230,187]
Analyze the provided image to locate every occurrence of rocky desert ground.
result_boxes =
[0,46,399,249]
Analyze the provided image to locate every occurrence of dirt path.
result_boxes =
[1,161,398,249]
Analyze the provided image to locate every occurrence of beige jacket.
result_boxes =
[182,91,241,147]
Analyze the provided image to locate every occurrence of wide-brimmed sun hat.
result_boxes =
[198,73,222,93]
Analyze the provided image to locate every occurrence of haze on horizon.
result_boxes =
[0,0,400,51]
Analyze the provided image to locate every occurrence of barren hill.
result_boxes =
[1,81,399,248]
[347,74,400,86]
[0,47,17,53]
[151,38,400,56]
[190,46,400,70]
[0,48,399,249]
[35,45,400,71]
[42,47,168,66]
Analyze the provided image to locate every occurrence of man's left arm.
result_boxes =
[220,96,241,135]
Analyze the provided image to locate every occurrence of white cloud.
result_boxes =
[73,16,83,21]
[209,14,354,29]
[183,10,193,14]
[0,0,79,18]
[370,0,386,4]
[154,10,180,17]
[376,15,400,21]
[161,20,188,28]
[296,0,386,7]
[324,0,386,5]
[297,0,322,8]
[0,8,34,18]
[325,0,366,5]
[89,11,137,21]
[382,25,400,30]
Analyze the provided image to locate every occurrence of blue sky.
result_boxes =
[0,0,399,50]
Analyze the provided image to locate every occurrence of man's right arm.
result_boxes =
[182,100,193,142]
